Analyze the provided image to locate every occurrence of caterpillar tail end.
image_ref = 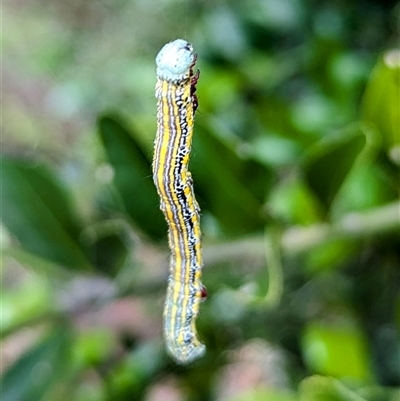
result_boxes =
[165,338,206,365]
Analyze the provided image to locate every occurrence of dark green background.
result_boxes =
[2,0,399,400]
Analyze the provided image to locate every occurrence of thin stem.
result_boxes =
[261,227,284,308]
[204,201,400,265]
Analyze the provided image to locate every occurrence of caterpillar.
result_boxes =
[152,39,206,364]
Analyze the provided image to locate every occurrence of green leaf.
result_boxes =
[357,386,400,401]
[230,388,298,401]
[107,341,165,399]
[362,50,400,150]
[301,322,372,381]
[1,267,52,337]
[97,114,166,240]
[192,117,273,234]
[299,376,367,401]
[2,247,72,278]
[1,158,90,269]
[250,134,302,168]
[1,327,72,401]
[73,328,115,368]
[302,123,377,212]
[304,238,358,273]
[330,163,398,218]
[268,178,324,225]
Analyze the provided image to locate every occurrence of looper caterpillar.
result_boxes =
[152,39,206,364]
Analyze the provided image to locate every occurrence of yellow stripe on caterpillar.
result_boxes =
[152,39,205,364]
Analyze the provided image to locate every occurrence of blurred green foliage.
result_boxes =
[2,0,400,400]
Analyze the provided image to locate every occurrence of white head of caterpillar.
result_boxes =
[156,39,195,82]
